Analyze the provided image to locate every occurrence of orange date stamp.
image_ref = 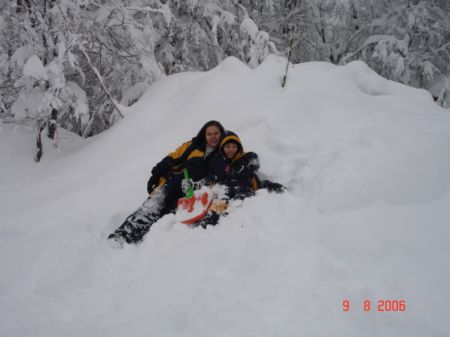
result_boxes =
[342,299,406,312]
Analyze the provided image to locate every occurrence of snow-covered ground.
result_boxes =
[1,56,449,337]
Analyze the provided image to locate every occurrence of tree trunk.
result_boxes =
[47,108,58,139]
[281,40,293,88]
[35,122,45,163]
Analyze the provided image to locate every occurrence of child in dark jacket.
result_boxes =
[206,131,260,199]
[195,131,285,228]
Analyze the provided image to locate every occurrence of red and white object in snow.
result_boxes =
[175,188,213,224]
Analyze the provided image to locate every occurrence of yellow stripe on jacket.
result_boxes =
[168,141,192,160]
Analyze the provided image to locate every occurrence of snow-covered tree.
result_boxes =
[70,0,164,136]
[152,1,274,73]
[1,0,449,160]
[338,0,449,91]
[261,0,448,102]
[0,1,92,160]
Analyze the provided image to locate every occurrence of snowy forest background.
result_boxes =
[0,0,449,146]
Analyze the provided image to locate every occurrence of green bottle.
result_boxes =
[183,169,194,199]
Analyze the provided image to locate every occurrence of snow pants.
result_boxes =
[110,174,184,244]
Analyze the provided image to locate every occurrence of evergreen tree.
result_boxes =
[1,0,448,160]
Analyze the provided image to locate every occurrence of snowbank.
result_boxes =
[1,55,449,337]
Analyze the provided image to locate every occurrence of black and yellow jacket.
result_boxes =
[151,138,215,184]
[206,132,261,192]
[206,131,286,194]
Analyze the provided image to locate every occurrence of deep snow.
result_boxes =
[1,55,449,337]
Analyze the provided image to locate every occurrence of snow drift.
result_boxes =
[1,55,449,337]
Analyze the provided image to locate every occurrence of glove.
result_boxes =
[261,180,286,194]
[181,178,193,194]
[193,180,204,190]
[204,175,219,185]
[147,175,159,194]
[182,179,203,193]
[231,152,260,178]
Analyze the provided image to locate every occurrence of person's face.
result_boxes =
[223,142,238,159]
[205,125,221,148]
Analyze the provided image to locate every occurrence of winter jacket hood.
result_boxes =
[219,131,244,160]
